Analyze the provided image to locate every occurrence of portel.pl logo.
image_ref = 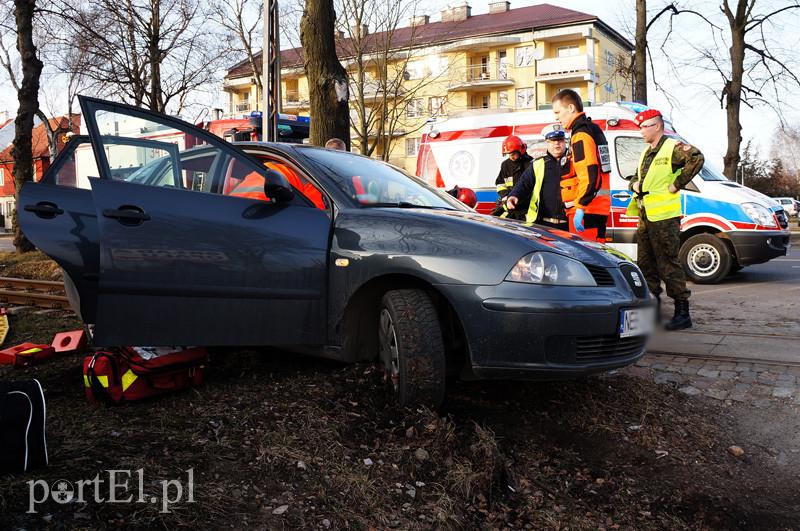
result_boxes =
[27,468,195,514]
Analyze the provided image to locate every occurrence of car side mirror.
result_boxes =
[263,169,295,203]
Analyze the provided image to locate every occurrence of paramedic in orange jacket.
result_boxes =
[551,89,611,242]
[229,161,325,209]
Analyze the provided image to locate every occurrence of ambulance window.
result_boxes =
[615,136,646,180]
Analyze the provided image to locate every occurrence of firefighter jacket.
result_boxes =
[492,153,532,219]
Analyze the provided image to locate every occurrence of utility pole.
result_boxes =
[262,0,281,142]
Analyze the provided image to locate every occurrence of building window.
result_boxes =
[557,45,580,58]
[406,98,425,118]
[405,137,420,156]
[498,91,509,108]
[0,168,4,186]
[515,88,535,109]
[605,50,616,68]
[405,61,427,80]
[605,83,614,94]
[515,46,534,67]
[428,96,447,116]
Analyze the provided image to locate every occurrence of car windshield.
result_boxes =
[698,164,728,182]
[299,148,466,210]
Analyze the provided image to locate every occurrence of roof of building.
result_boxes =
[226,3,631,80]
[0,115,82,163]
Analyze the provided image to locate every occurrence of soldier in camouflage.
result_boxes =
[628,109,704,331]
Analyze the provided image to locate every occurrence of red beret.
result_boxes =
[633,109,662,126]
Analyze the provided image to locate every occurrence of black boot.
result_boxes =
[665,299,692,331]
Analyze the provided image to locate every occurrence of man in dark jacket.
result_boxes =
[506,125,572,229]
[491,135,532,220]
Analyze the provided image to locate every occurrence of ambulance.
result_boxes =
[416,101,791,284]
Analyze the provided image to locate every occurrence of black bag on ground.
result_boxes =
[0,379,48,473]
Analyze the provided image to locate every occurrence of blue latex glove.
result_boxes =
[574,208,585,232]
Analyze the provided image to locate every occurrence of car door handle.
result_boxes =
[102,206,151,224]
[24,202,64,218]
[612,192,632,200]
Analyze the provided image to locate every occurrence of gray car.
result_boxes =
[19,96,655,406]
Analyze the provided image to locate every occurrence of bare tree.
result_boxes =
[300,0,350,148]
[59,0,223,113]
[336,0,444,159]
[9,0,41,252]
[631,1,720,104]
[211,0,263,95]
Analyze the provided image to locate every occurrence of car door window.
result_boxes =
[615,136,646,180]
[81,98,279,197]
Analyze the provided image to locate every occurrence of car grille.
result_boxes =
[586,265,615,286]
[575,335,647,360]
[776,209,789,229]
[619,263,649,298]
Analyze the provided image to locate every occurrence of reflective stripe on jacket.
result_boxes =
[524,158,546,223]
[626,138,683,221]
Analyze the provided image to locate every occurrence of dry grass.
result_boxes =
[0,250,62,280]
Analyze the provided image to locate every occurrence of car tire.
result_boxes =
[378,289,446,408]
[679,233,732,284]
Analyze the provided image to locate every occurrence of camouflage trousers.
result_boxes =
[637,213,690,301]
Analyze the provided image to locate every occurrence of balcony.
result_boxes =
[350,80,405,104]
[448,62,514,92]
[283,90,308,110]
[232,101,252,114]
[451,104,513,117]
[537,55,594,82]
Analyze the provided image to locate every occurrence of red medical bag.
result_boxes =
[83,347,208,404]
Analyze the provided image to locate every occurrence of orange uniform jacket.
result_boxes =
[229,161,326,210]
[566,112,611,217]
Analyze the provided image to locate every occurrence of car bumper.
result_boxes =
[436,267,655,380]
[723,230,790,266]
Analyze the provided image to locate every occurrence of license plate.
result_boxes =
[619,307,655,338]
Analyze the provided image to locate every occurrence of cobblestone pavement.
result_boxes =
[622,353,800,408]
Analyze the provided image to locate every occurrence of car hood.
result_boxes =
[708,181,784,212]
[382,208,632,268]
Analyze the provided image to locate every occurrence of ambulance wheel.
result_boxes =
[679,234,732,284]
[378,289,446,408]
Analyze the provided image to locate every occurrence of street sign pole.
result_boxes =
[262,0,281,142]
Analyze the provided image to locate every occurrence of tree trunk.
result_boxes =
[722,0,747,181]
[300,0,350,149]
[148,0,163,112]
[11,0,43,253]
[634,0,647,104]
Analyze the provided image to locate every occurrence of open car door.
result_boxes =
[18,136,100,323]
[79,96,332,346]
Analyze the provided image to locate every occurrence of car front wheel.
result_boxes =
[679,233,732,284]
[378,289,446,408]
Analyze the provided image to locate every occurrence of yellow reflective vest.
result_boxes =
[626,138,683,221]
[524,157,546,223]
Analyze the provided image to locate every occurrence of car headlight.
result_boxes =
[742,202,777,228]
[506,252,597,286]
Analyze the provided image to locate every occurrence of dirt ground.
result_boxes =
[0,252,799,529]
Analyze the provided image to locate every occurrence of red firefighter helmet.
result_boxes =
[456,187,477,208]
[502,135,526,155]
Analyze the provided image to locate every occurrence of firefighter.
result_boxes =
[551,89,611,241]
[491,135,532,220]
[629,108,704,331]
[506,124,572,230]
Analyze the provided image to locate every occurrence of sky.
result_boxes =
[2,0,799,169]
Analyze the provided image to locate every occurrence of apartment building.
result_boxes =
[222,2,634,172]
